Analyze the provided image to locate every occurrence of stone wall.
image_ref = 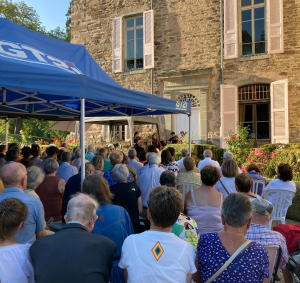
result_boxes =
[71,0,222,144]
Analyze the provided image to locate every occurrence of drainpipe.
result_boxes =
[220,0,224,84]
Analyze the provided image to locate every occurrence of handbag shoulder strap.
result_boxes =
[204,240,252,283]
[219,179,230,196]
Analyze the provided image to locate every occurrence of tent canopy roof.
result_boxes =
[0,18,191,120]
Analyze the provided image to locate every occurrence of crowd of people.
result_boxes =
[0,140,296,283]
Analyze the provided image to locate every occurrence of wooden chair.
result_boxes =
[252,179,265,194]
[264,245,282,283]
[176,182,200,206]
[264,189,295,230]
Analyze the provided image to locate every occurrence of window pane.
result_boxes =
[242,122,254,135]
[242,10,251,21]
[136,28,143,39]
[136,38,143,58]
[257,122,270,139]
[242,22,252,43]
[241,0,251,6]
[127,40,134,59]
[254,0,264,4]
[255,42,265,54]
[136,17,143,26]
[254,7,264,19]
[127,30,134,40]
[256,104,269,121]
[127,19,134,28]
[136,58,143,69]
[255,19,265,41]
[244,105,253,122]
[242,44,252,56]
[126,59,135,71]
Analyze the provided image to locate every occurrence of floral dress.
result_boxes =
[164,162,180,176]
[197,233,269,282]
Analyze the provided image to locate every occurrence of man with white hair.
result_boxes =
[0,162,47,244]
[177,148,189,170]
[85,144,95,161]
[136,153,165,218]
[128,148,143,175]
[30,193,116,283]
[197,149,220,171]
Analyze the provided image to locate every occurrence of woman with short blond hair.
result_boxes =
[177,156,201,184]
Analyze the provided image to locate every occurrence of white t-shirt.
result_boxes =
[214,177,237,197]
[0,243,35,283]
[119,230,196,283]
[197,158,220,171]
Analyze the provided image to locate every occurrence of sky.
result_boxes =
[11,0,70,31]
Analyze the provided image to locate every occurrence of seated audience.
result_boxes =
[0,198,35,283]
[160,170,176,187]
[110,164,142,233]
[246,198,292,283]
[8,142,18,149]
[104,151,131,186]
[121,152,137,182]
[177,156,201,185]
[161,148,180,176]
[197,149,220,171]
[30,144,42,166]
[91,155,104,176]
[39,145,59,172]
[0,162,46,244]
[20,146,33,168]
[177,148,189,169]
[56,152,78,182]
[119,186,196,282]
[30,193,116,283]
[5,146,22,162]
[0,144,7,159]
[221,152,242,174]
[71,148,88,171]
[138,150,147,165]
[235,173,257,201]
[262,163,296,215]
[61,163,95,220]
[136,153,165,218]
[185,165,223,234]
[35,158,65,222]
[82,174,134,283]
[85,144,95,161]
[97,147,113,173]
[214,159,239,197]
[128,149,143,175]
[25,166,45,199]
[193,193,269,283]
[246,163,267,196]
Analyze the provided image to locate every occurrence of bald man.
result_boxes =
[0,162,47,244]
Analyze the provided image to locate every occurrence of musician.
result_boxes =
[168,132,180,144]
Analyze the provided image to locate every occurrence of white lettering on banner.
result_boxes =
[176,100,188,110]
[0,40,83,75]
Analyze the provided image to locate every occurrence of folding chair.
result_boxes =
[264,245,282,283]
[176,182,200,206]
[252,179,265,195]
[264,189,295,230]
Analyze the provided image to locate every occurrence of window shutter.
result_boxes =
[112,17,123,73]
[143,10,154,69]
[220,84,238,148]
[267,0,284,54]
[271,79,289,143]
[224,0,238,59]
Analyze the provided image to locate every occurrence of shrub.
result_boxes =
[287,183,300,222]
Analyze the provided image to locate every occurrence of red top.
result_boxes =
[36,175,62,222]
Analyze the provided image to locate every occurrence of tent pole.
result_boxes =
[128,117,134,147]
[188,114,191,157]
[80,98,85,190]
[5,117,8,147]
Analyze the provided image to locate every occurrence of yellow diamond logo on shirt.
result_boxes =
[151,241,164,261]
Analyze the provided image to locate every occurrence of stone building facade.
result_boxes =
[71,0,299,147]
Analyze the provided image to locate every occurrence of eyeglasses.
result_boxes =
[91,214,98,222]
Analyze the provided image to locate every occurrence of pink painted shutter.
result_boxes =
[112,17,123,73]
[220,85,238,148]
[267,0,284,54]
[143,10,154,69]
[224,0,238,59]
[271,79,289,143]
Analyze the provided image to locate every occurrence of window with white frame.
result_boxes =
[241,0,266,56]
[224,0,284,59]
[126,16,143,71]
[112,10,154,73]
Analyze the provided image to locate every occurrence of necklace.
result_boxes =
[222,230,245,237]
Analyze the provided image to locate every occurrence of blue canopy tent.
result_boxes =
[0,18,192,181]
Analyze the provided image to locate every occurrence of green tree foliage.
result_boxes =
[65,2,71,42]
